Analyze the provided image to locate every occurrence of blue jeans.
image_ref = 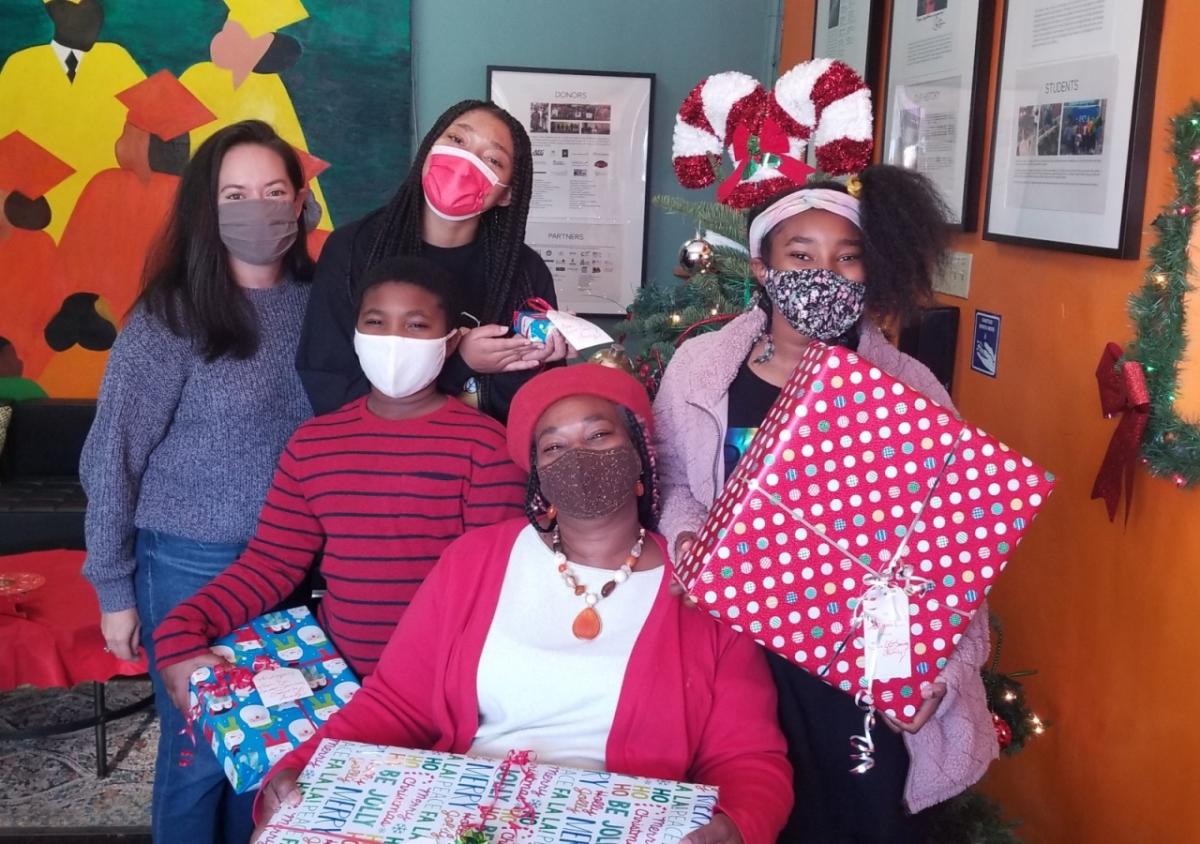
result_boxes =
[134,529,257,844]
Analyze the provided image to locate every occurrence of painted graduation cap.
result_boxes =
[224,0,309,39]
[0,132,75,199]
[117,70,217,141]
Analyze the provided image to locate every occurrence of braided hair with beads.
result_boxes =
[362,99,536,326]
[525,408,660,533]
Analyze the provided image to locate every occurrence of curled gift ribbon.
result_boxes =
[748,428,961,773]
[457,749,539,843]
[1089,342,1149,523]
[716,117,815,205]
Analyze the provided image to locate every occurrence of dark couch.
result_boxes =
[0,399,95,555]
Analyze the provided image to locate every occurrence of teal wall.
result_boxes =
[412,0,782,296]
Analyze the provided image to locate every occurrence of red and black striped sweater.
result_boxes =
[152,396,526,675]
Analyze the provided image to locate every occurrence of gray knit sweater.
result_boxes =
[81,281,312,613]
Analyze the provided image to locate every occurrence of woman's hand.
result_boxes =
[517,329,571,365]
[458,325,540,374]
[254,768,303,836]
[160,652,227,713]
[681,814,743,844]
[882,681,947,734]
[674,531,698,563]
[667,532,702,608]
[100,608,141,661]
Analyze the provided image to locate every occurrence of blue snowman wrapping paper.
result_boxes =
[187,606,362,793]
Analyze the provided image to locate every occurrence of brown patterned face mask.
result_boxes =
[537,445,642,520]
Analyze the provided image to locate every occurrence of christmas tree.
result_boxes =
[617,195,754,396]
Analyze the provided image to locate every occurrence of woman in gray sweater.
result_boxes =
[80,120,313,843]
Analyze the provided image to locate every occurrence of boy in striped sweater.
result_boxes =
[153,257,527,706]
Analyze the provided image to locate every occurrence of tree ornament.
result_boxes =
[991,712,1013,751]
[678,235,715,273]
[588,344,635,373]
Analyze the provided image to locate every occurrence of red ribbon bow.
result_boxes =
[716,117,814,204]
[1090,342,1150,523]
[522,297,554,314]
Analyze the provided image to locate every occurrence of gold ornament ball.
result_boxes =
[679,236,715,273]
[589,344,635,373]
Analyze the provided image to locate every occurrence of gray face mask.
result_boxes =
[217,198,299,266]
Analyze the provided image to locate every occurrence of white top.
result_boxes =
[50,40,84,74]
[469,524,663,771]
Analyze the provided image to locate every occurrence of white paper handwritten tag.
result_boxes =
[546,310,614,350]
[862,586,912,682]
[253,667,314,708]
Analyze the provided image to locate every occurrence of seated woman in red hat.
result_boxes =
[251,364,792,844]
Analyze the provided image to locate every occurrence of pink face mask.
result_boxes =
[421,144,506,221]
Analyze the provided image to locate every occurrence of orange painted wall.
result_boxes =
[781,1,1200,841]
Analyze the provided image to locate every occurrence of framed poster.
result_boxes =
[881,0,994,230]
[813,0,884,86]
[982,0,1164,258]
[488,66,654,315]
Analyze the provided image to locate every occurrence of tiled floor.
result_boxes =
[0,681,154,841]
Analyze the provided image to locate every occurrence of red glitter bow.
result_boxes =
[716,117,814,204]
[179,660,273,766]
[521,297,554,314]
[1090,342,1150,523]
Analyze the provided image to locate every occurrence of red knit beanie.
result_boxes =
[506,364,654,471]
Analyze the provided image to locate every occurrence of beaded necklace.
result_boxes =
[551,526,646,640]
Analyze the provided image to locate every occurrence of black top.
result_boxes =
[295,209,558,422]
[725,360,924,843]
[724,361,782,482]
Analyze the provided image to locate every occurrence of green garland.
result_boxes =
[1126,102,1200,487]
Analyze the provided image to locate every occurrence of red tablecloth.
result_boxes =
[0,550,146,691]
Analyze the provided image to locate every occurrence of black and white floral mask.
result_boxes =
[763,266,866,342]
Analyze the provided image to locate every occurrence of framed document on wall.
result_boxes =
[813,0,884,85]
[881,0,994,230]
[488,66,654,315]
[982,0,1164,258]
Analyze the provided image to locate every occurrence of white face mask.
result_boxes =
[353,330,454,399]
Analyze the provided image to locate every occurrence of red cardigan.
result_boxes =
[256,519,792,844]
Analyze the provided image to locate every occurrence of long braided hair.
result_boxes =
[524,408,661,533]
[362,99,536,325]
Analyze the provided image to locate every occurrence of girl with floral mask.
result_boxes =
[654,166,999,842]
[253,364,792,844]
[80,119,313,843]
[297,100,569,423]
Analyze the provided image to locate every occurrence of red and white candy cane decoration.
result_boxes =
[672,59,874,209]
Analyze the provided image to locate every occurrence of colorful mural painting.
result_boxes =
[0,0,412,399]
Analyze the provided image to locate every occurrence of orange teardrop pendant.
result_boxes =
[572,607,601,640]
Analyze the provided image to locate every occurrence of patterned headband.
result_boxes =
[748,188,862,259]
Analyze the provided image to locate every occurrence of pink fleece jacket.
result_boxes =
[256,519,793,844]
[651,309,999,813]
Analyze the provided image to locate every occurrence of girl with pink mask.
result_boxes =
[297,100,567,422]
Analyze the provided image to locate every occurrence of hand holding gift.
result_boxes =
[676,341,1056,770]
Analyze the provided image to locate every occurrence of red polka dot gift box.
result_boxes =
[676,342,1056,730]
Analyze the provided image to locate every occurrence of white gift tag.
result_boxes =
[545,310,613,350]
[862,586,913,682]
[253,667,314,708]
